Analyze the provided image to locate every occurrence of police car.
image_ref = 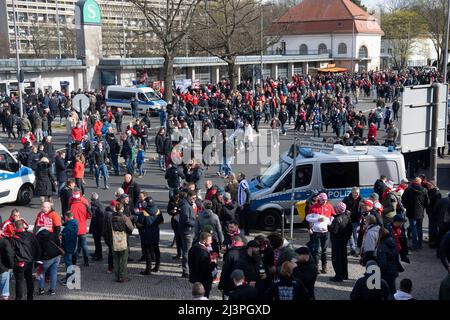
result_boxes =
[248,144,407,230]
[0,143,35,205]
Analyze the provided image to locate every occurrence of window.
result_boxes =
[338,43,347,54]
[260,159,290,188]
[318,43,327,54]
[137,92,148,102]
[299,44,308,55]
[359,161,399,186]
[359,46,368,59]
[274,164,313,193]
[0,152,15,172]
[107,90,135,101]
[321,162,359,189]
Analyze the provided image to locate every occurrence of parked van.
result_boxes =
[248,145,407,230]
[105,85,167,113]
[0,143,35,205]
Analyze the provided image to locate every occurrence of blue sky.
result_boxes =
[361,0,383,9]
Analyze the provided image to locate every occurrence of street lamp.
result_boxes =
[443,0,450,83]
[56,0,62,59]
[11,0,23,117]
[122,0,126,58]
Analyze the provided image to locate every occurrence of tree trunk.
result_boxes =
[228,60,237,91]
[163,52,174,104]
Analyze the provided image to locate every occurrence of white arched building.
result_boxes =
[268,0,384,73]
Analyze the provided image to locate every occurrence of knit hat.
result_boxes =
[110,200,118,207]
[363,199,374,208]
[72,190,81,199]
[370,193,379,201]
[318,193,328,202]
[224,192,232,201]
[39,157,50,164]
[246,240,259,249]
[119,193,129,201]
[393,214,406,223]
[335,202,347,214]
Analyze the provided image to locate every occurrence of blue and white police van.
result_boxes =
[248,144,407,230]
[105,85,167,113]
[0,143,35,205]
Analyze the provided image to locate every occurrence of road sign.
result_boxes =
[72,94,90,114]
[298,140,334,151]
[399,84,448,153]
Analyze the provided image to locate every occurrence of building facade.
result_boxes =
[267,0,384,73]
[380,38,438,69]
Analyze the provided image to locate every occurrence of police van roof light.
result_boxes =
[299,148,314,158]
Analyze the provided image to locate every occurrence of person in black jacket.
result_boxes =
[220,193,237,232]
[218,236,246,298]
[89,192,105,261]
[439,231,450,274]
[59,179,76,220]
[0,234,14,300]
[121,132,134,174]
[343,187,362,256]
[188,232,217,298]
[155,127,167,170]
[54,150,68,194]
[293,247,317,300]
[114,108,123,133]
[374,175,387,200]
[11,220,41,300]
[350,260,393,301]
[35,226,62,295]
[93,141,109,189]
[377,228,404,294]
[165,162,185,198]
[228,269,259,301]
[328,202,353,282]
[402,177,429,250]
[121,174,141,208]
[267,261,309,300]
[179,191,197,278]
[435,195,450,256]
[167,193,183,259]
[34,157,56,204]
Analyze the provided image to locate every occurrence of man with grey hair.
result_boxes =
[343,186,362,257]
[89,192,105,261]
[228,269,258,301]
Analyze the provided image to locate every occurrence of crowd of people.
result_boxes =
[0,67,450,301]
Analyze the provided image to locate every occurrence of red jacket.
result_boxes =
[73,160,85,179]
[308,202,335,219]
[69,198,90,235]
[1,217,29,238]
[93,120,103,136]
[72,127,84,142]
[368,124,377,139]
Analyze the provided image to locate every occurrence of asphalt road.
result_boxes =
[0,96,448,300]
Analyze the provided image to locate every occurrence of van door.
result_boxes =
[0,151,19,201]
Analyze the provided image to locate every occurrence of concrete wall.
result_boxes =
[0,0,11,58]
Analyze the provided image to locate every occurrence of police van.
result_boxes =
[248,145,407,230]
[0,143,35,205]
[105,85,167,113]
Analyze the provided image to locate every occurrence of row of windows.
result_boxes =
[298,43,368,58]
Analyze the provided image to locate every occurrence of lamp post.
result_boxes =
[56,0,62,59]
[260,1,264,85]
[443,0,450,83]
[122,0,126,58]
[12,0,23,117]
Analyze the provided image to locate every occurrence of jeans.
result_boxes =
[159,112,167,128]
[58,181,66,195]
[111,154,119,175]
[281,123,286,134]
[309,232,328,267]
[158,154,166,170]
[313,126,321,137]
[75,234,89,264]
[348,222,359,251]
[34,128,43,142]
[377,118,382,130]
[13,263,34,300]
[409,218,423,249]
[39,256,61,291]
[181,233,194,274]
[0,271,10,299]
[169,187,179,199]
[218,162,232,176]
[63,253,73,278]
[125,157,134,174]
[137,162,144,176]
[113,250,128,281]
[95,163,109,188]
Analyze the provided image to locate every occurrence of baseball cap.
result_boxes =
[295,246,310,255]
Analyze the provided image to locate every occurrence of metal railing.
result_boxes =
[0,59,83,68]
[265,49,332,57]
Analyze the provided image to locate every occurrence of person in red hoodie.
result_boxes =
[71,122,84,143]
[93,118,103,137]
[73,153,85,195]
[69,189,91,266]
[368,122,377,140]
[1,209,29,238]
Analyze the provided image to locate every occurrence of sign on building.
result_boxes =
[399,84,448,153]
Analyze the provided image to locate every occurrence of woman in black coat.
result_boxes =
[377,228,404,295]
[34,157,56,204]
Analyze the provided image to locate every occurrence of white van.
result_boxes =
[0,143,35,205]
[105,85,167,113]
[248,145,407,230]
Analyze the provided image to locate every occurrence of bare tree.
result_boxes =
[189,0,280,90]
[412,0,447,70]
[27,22,55,58]
[61,25,77,58]
[130,0,203,103]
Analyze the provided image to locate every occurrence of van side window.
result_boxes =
[274,164,313,193]
[0,152,14,172]
[108,91,135,101]
[321,162,359,189]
